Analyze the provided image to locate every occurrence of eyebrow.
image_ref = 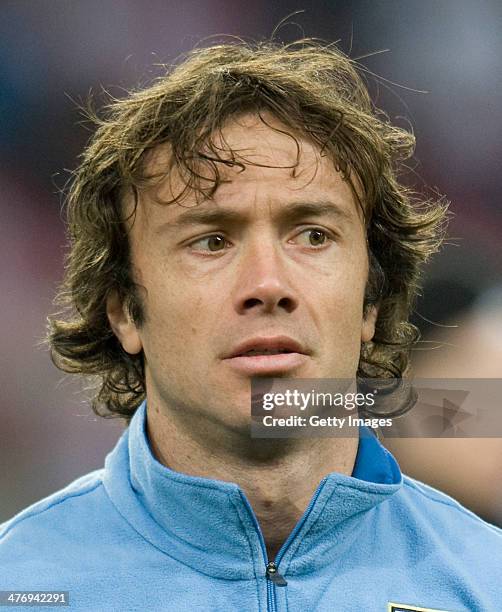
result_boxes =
[158,200,356,233]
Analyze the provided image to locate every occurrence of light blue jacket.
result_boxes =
[1,401,501,611]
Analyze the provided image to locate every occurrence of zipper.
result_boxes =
[265,561,284,612]
[240,475,329,612]
[266,561,287,586]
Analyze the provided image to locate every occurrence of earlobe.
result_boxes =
[106,290,143,355]
[361,304,378,343]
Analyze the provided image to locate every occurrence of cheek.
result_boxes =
[141,273,213,358]
[319,260,367,313]
[309,263,367,345]
[326,295,364,340]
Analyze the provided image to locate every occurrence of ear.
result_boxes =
[106,290,143,355]
[361,304,378,343]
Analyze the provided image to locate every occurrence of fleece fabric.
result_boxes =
[1,401,501,612]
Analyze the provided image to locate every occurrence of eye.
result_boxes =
[189,234,229,253]
[293,228,332,247]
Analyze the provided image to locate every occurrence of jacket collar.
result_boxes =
[103,401,402,579]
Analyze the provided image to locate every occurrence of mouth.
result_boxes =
[239,347,295,356]
[223,336,309,375]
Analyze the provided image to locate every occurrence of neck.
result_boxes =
[146,402,358,561]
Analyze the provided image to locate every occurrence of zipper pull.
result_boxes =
[266,561,288,586]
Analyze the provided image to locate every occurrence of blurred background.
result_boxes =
[1,0,501,526]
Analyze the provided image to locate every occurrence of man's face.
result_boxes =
[108,113,377,432]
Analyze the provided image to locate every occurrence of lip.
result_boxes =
[224,352,309,375]
[225,335,307,359]
[222,335,310,375]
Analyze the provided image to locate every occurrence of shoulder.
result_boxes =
[0,469,128,587]
[398,473,502,546]
[0,470,105,543]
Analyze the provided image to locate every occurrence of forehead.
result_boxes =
[127,113,360,225]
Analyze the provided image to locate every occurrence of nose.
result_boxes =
[233,238,299,315]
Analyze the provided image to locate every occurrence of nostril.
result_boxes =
[240,295,298,313]
[277,296,295,313]
[243,297,262,309]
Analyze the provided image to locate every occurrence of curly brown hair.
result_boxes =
[48,40,447,422]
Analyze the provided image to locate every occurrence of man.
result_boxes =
[1,41,500,611]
